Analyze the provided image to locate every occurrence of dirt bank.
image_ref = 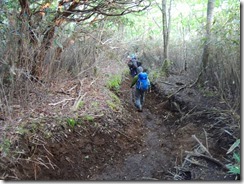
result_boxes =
[1,75,238,180]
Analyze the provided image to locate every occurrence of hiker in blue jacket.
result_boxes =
[130,66,150,112]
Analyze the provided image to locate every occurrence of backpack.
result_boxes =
[130,58,138,69]
[136,72,150,91]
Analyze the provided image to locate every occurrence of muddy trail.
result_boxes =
[4,76,237,181]
[89,77,234,181]
[90,77,183,180]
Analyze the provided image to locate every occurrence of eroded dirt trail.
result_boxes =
[90,77,196,180]
[7,75,235,180]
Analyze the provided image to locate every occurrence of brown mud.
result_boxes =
[2,75,238,181]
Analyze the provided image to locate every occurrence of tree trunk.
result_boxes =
[162,0,168,60]
[162,0,172,61]
[201,0,215,73]
[32,26,55,78]
[28,1,80,79]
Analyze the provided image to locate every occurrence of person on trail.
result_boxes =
[127,54,141,77]
[130,66,150,112]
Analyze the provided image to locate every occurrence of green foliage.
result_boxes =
[72,100,85,111]
[123,68,130,76]
[149,70,161,82]
[82,115,94,122]
[161,59,172,77]
[67,118,78,129]
[149,60,172,82]
[16,126,29,135]
[0,136,11,156]
[67,115,95,129]
[227,139,240,155]
[226,152,240,175]
[91,101,99,108]
[106,91,121,111]
[226,139,240,175]
[77,101,85,109]
[212,0,240,47]
[109,92,121,105]
[106,100,118,111]
[147,59,172,82]
[106,74,122,92]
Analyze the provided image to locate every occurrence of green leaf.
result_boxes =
[226,164,240,175]
[67,118,77,128]
[54,39,63,49]
[227,139,240,154]
[233,152,240,163]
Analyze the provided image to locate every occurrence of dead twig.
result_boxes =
[192,134,212,157]
[45,156,55,170]
[34,163,37,180]
[184,158,208,168]
[42,145,53,157]
[185,151,228,171]
[67,84,77,92]
[19,158,49,169]
[167,170,183,180]
[72,79,87,111]
[172,101,183,115]
[112,128,133,141]
[89,77,99,87]
[49,98,75,106]
[181,154,190,168]
[72,92,87,111]
[179,106,197,122]
[203,128,209,151]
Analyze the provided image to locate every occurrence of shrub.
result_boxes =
[106,74,122,92]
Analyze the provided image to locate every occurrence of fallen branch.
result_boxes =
[184,158,208,168]
[72,92,87,111]
[166,69,203,99]
[172,101,183,115]
[203,128,209,151]
[192,134,212,157]
[67,84,77,92]
[42,145,53,157]
[49,98,75,106]
[89,77,99,87]
[166,85,187,99]
[185,151,228,171]
[179,106,197,122]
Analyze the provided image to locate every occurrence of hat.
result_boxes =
[137,66,143,73]
[130,54,136,59]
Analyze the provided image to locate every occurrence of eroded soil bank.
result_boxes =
[90,76,237,181]
[2,75,238,180]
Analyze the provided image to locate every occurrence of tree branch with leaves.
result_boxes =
[17,0,152,79]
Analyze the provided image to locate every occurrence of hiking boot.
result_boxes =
[138,107,143,112]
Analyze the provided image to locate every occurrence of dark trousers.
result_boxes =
[130,67,137,77]
[133,88,145,110]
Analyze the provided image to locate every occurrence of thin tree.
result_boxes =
[161,0,172,61]
[201,0,215,75]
